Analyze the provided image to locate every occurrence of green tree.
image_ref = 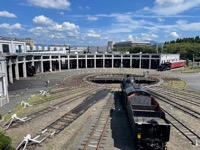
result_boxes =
[0,132,15,150]
[195,36,200,43]
[163,36,200,59]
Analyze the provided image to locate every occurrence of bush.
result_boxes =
[0,132,15,150]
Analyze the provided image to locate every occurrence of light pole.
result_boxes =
[139,52,142,71]
[193,53,194,68]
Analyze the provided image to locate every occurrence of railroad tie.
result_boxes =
[94,133,101,136]
[88,144,97,148]
[89,141,98,144]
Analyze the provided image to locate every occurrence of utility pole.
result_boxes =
[193,53,194,68]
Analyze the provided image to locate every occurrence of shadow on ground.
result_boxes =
[110,91,136,150]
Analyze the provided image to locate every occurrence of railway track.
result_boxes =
[32,87,90,105]
[16,89,111,150]
[79,89,116,150]
[146,86,200,147]
[147,89,200,119]
[32,85,101,106]
[5,86,104,129]
[147,86,200,107]
[161,107,200,146]
[156,85,200,100]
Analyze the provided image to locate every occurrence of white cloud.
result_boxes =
[28,0,70,9]
[128,35,134,41]
[86,30,101,38]
[107,13,141,33]
[151,34,159,38]
[62,22,79,31]
[157,18,165,22]
[0,23,23,30]
[29,20,79,37]
[155,0,184,5]
[143,7,150,11]
[141,33,159,40]
[31,14,79,35]
[60,12,64,15]
[78,6,90,10]
[49,33,65,39]
[113,13,138,24]
[176,20,200,31]
[87,16,98,21]
[28,27,49,36]
[33,15,53,26]
[108,13,165,35]
[11,23,23,29]
[7,32,19,36]
[51,22,79,31]
[152,0,200,15]
[170,32,180,38]
[0,11,17,18]
[127,35,141,41]
[0,23,10,28]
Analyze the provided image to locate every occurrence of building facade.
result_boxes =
[0,39,26,53]
[18,38,34,49]
[160,54,180,64]
[109,41,151,48]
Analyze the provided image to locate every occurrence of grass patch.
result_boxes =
[26,94,45,104]
[2,94,45,122]
[3,105,25,122]
[181,67,200,73]
[162,80,186,90]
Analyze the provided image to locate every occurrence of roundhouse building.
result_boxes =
[0,39,26,54]
[0,56,9,107]
[0,39,180,107]
[0,39,180,80]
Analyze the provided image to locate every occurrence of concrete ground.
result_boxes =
[169,71,200,91]
[0,68,200,116]
[155,69,200,91]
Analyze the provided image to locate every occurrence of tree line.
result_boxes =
[113,36,200,60]
[165,36,200,44]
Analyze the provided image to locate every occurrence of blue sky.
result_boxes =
[0,0,200,46]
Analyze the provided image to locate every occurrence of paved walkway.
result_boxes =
[0,71,70,116]
[0,68,199,116]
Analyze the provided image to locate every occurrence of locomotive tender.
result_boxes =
[121,75,171,150]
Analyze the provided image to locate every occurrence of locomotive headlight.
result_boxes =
[137,133,141,139]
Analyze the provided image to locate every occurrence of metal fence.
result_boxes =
[193,62,200,68]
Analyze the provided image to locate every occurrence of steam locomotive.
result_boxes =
[121,75,170,150]
[27,65,36,76]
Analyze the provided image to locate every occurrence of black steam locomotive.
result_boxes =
[27,65,36,76]
[121,75,170,150]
